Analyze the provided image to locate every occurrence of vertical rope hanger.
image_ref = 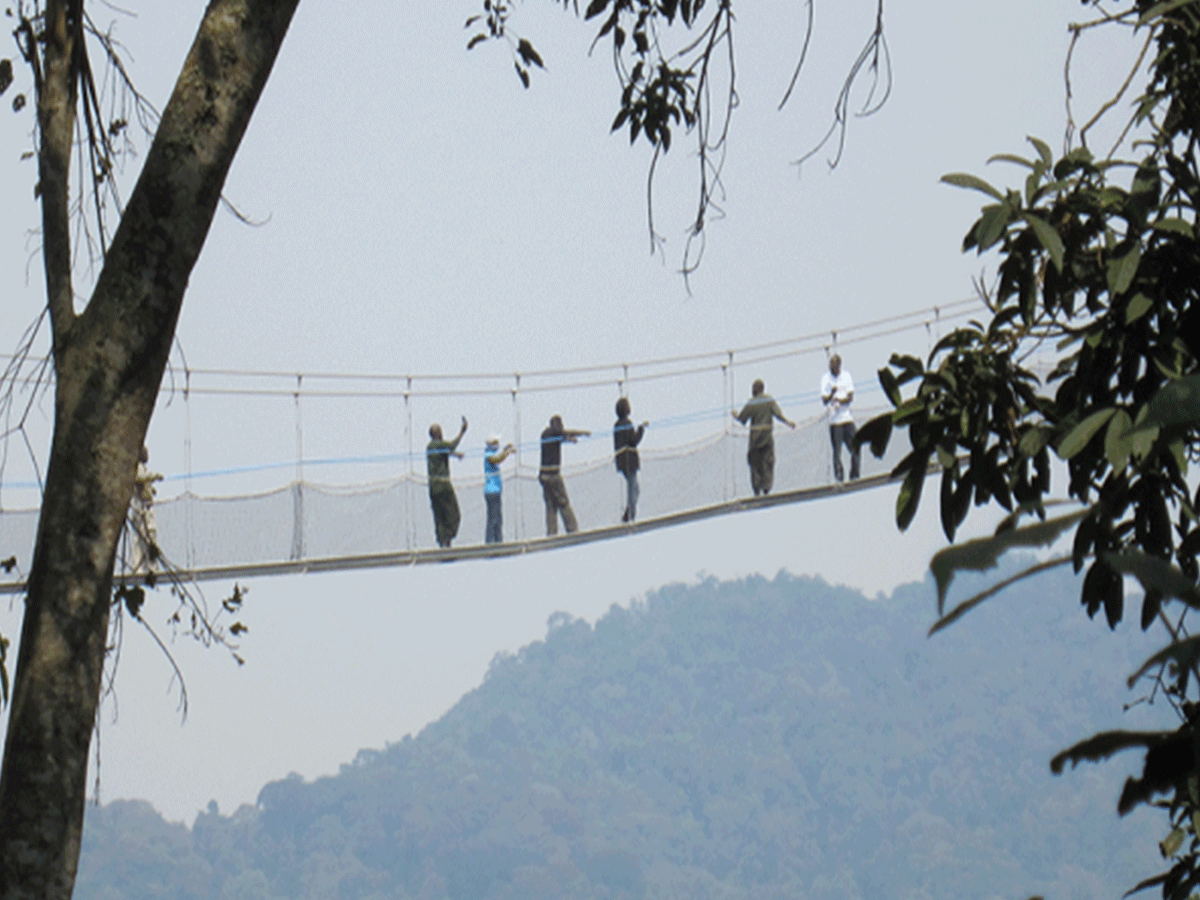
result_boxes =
[824,332,838,484]
[512,374,522,543]
[291,374,305,561]
[183,365,195,568]
[293,374,304,484]
[405,377,414,551]
[723,351,733,502]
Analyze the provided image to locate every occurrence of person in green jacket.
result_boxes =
[427,416,468,547]
[732,379,795,496]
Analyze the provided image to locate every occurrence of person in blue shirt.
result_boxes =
[483,434,515,544]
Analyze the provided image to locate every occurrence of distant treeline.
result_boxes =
[77,565,1169,900]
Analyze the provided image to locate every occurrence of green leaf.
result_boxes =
[1028,135,1053,169]
[987,152,1035,170]
[1151,217,1194,237]
[929,556,1072,635]
[1107,245,1141,296]
[1124,293,1153,325]
[1017,427,1052,459]
[1023,213,1064,272]
[1127,423,1160,460]
[976,203,1011,250]
[1031,178,1073,204]
[1056,408,1116,459]
[878,367,902,406]
[1128,634,1200,689]
[854,414,893,459]
[1103,550,1200,609]
[895,454,930,532]
[892,396,927,426]
[1141,374,1200,429]
[1161,828,1185,858]
[1104,408,1133,471]
[1138,0,1198,26]
[516,39,544,69]
[941,172,1004,201]
[929,510,1087,613]
[1049,729,1171,775]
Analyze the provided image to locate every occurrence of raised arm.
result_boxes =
[487,444,516,465]
[449,416,469,451]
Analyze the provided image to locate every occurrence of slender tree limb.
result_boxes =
[37,0,83,360]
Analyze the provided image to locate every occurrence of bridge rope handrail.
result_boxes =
[0,298,979,398]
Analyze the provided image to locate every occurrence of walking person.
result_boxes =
[538,414,590,535]
[613,397,647,523]
[483,434,515,544]
[732,379,795,496]
[427,417,468,547]
[821,353,860,482]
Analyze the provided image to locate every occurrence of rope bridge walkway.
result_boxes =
[0,301,977,593]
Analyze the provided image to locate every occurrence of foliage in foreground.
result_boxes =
[859,2,1200,896]
[75,569,1166,900]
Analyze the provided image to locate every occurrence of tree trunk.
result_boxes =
[0,3,299,897]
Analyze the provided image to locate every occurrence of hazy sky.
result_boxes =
[0,1,1149,824]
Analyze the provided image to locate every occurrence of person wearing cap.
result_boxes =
[483,434,516,544]
[613,396,648,523]
[821,354,859,482]
[732,379,796,496]
[427,416,468,548]
[539,414,590,535]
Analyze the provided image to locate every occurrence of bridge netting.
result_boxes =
[0,300,979,588]
[0,411,907,588]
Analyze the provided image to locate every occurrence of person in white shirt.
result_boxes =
[820,354,859,482]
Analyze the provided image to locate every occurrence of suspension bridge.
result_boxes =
[0,301,981,593]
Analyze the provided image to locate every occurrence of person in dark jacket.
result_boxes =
[613,396,648,523]
[539,415,590,535]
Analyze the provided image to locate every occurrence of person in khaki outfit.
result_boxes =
[427,417,468,547]
[538,414,590,535]
[732,379,795,496]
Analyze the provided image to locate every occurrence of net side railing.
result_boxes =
[0,415,909,587]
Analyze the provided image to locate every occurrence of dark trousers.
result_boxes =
[539,472,578,535]
[747,442,775,496]
[830,422,860,482]
[485,493,503,544]
[429,487,461,547]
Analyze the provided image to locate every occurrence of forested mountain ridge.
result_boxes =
[76,567,1169,900]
